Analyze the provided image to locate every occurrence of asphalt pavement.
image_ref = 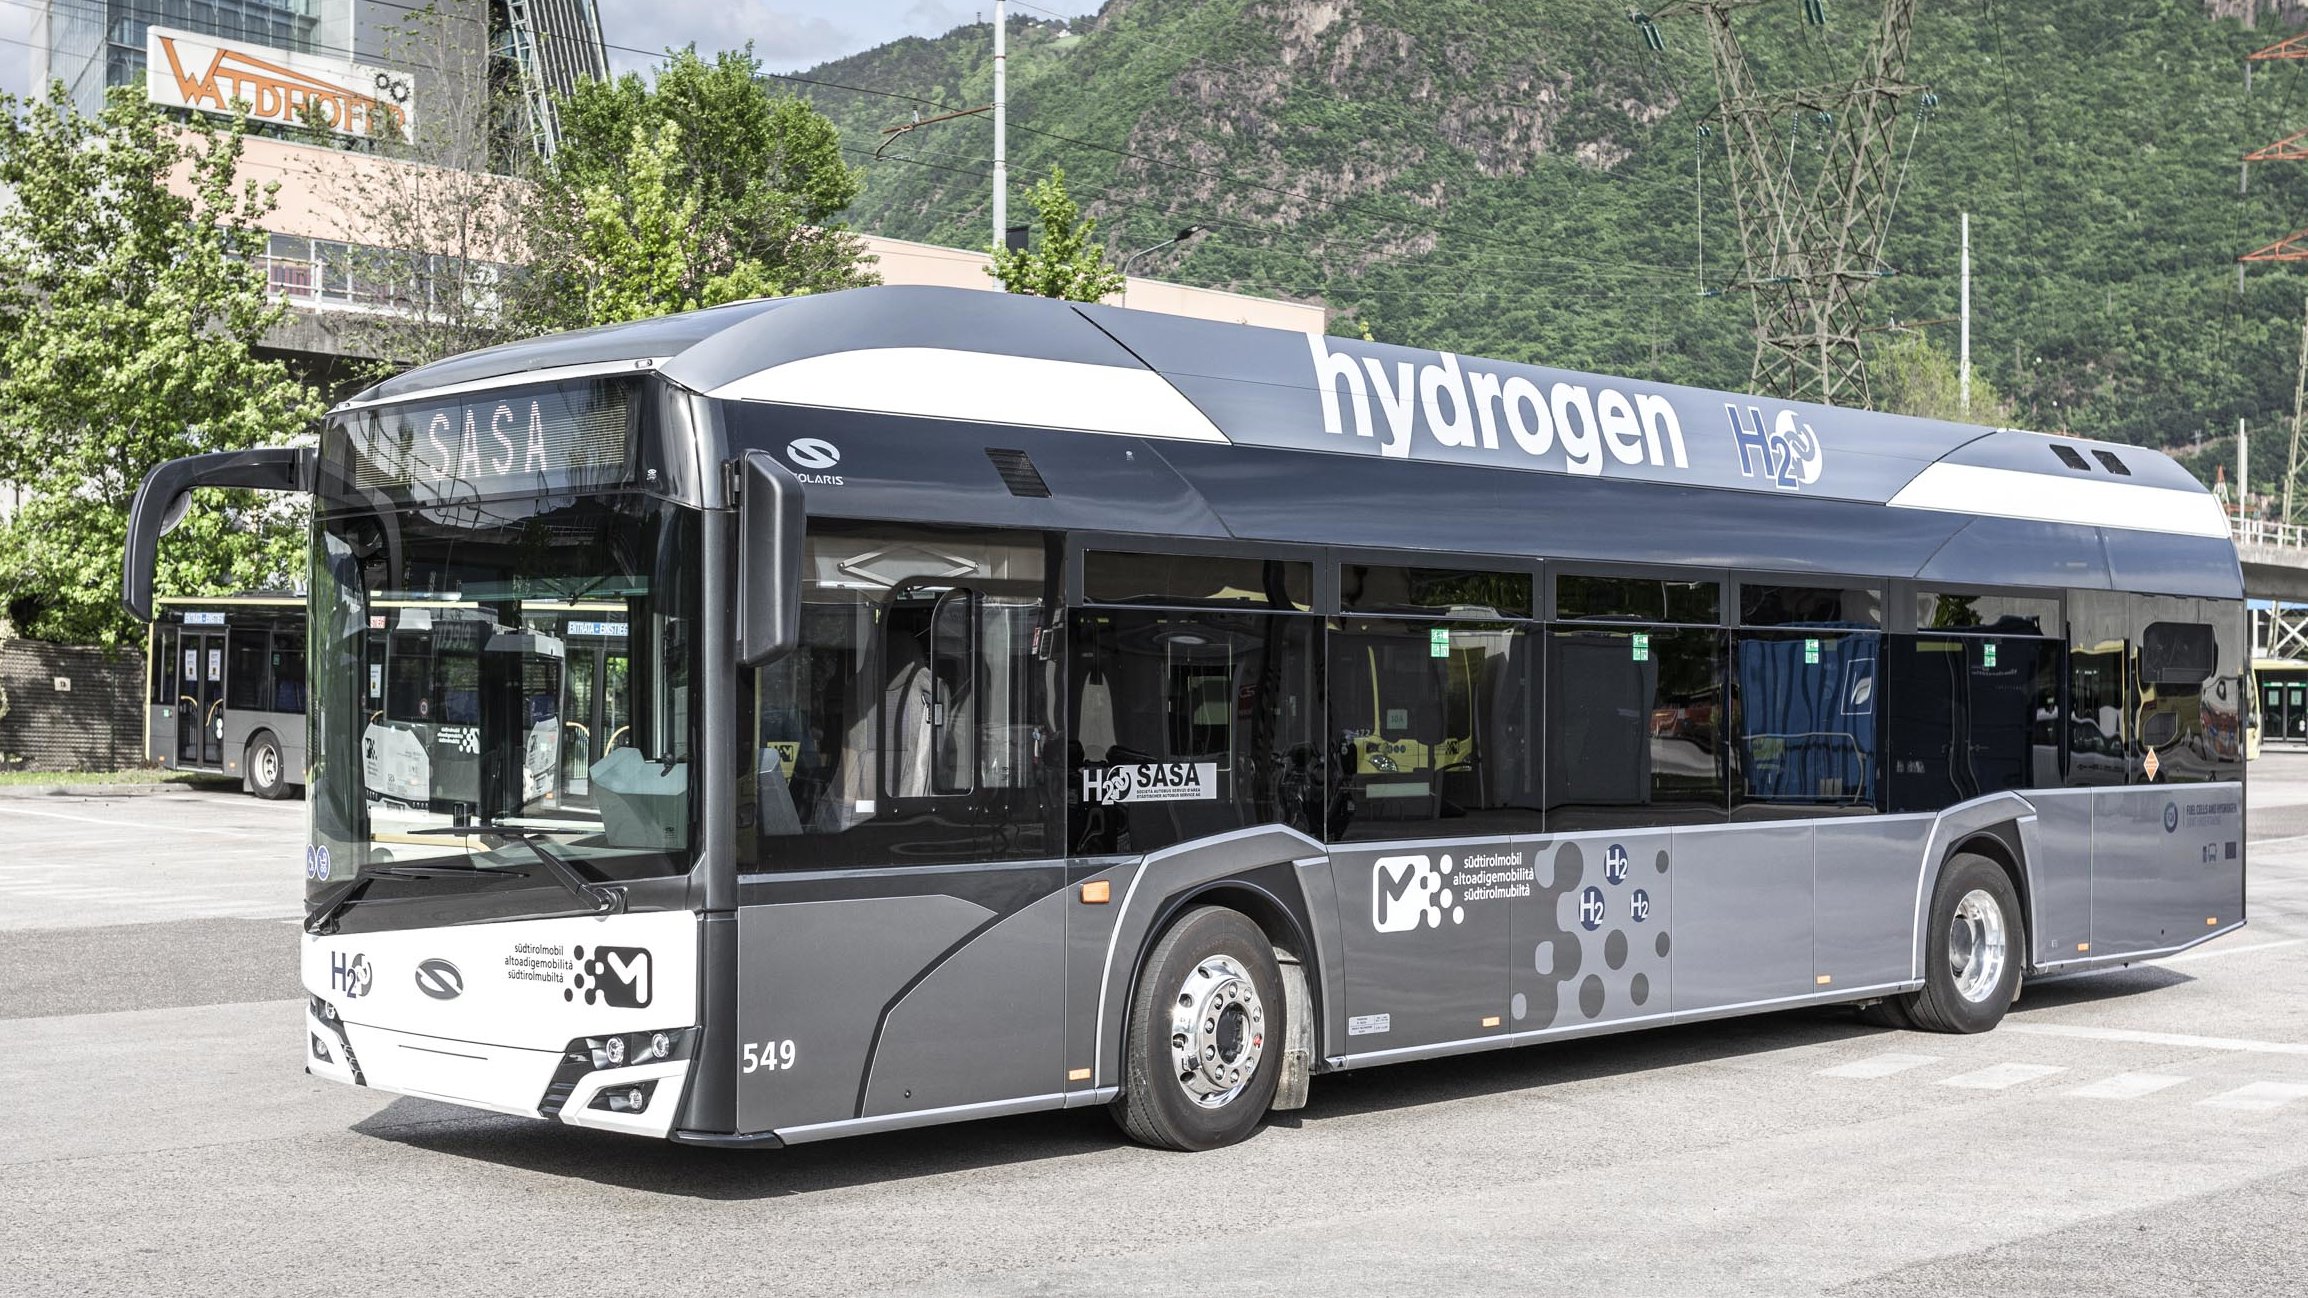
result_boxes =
[3,770,2306,1296]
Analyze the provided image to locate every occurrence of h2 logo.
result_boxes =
[1726,405,1825,491]
[1372,855,1462,933]
[1605,844,1630,885]
[1578,886,1607,932]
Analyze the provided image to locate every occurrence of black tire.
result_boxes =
[1111,907,1285,1152]
[246,731,292,801]
[1890,852,2023,1034]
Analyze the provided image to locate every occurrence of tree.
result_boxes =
[294,3,526,369]
[1868,332,2016,427]
[0,84,321,646]
[987,167,1125,302]
[515,47,877,333]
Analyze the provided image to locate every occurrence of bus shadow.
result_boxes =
[2011,962,2195,1012]
[350,969,2200,1201]
[352,1096,1124,1200]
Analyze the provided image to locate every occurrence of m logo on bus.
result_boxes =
[573,945,652,1009]
[1080,762,1218,805]
[1372,854,1463,933]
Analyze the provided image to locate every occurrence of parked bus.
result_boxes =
[2255,656,2308,746]
[122,287,2247,1152]
[147,595,308,798]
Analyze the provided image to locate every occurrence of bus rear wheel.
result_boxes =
[247,732,292,800]
[1890,852,2022,1034]
[1112,907,1285,1152]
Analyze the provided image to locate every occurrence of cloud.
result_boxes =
[594,3,858,76]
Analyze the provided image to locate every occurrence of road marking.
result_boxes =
[2153,938,2308,966]
[1817,1053,1941,1079]
[1938,1063,2065,1090]
[2005,1023,2308,1056]
[2066,1072,2190,1100]
[2197,1082,2308,1112]
[0,805,262,836]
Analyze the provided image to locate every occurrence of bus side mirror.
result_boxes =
[736,450,805,667]
[122,447,315,622]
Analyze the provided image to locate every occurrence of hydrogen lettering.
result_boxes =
[1304,333,1694,480]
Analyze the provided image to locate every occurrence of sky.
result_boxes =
[0,2,1055,104]
[591,1,1003,76]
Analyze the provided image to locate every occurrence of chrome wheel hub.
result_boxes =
[1168,954,1266,1108]
[1948,888,2008,1004]
[254,745,278,787]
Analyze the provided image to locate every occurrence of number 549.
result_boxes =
[742,1039,795,1073]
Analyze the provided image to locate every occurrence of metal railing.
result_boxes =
[2233,517,2308,550]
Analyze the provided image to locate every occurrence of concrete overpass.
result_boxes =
[2236,519,2308,658]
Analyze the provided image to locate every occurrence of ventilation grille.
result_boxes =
[987,448,1052,498]
[2091,449,2132,476]
[2050,444,2091,471]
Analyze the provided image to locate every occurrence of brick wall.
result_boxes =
[0,640,148,772]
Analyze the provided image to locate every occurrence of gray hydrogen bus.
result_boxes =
[121,286,2247,1151]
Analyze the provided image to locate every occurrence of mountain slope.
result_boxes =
[794,0,2308,481]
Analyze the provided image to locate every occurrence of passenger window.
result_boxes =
[1739,583,1881,628]
[225,629,270,710]
[1556,572,1719,624]
[1327,619,1540,842]
[1731,630,1880,814]
[1067,608,1319,854]
[1915,591,2059,637]
[741,528,1053,869]
[1884,636,2061,812]
[1545,625,1727,828]
[2129,608,2243,785]
[1340,564,1532,618]
[1085,550,1311,610]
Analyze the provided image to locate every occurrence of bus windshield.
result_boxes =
[307,493,699,901]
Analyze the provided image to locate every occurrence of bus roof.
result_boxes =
[345,286,2240,600]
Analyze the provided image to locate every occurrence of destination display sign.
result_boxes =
[326,379,634,504]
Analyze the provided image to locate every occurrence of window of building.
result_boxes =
[1327,619,1539,842]
[1545,625,1727,829]
[1340,564,1532,619]
[1731,631,1880,813]
[1068,608,1318,855]
[1084,551,1310,610]
[1555,572,1720,625]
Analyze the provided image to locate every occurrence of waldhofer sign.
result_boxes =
[146,27,415,140]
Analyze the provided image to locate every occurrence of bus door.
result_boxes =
[178,628,226,765]
[557,618,631,805]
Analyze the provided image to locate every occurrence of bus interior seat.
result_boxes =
[755,746,803,837]
[590,747,688,849]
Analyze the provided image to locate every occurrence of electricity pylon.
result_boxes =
[1641,1,1927,406]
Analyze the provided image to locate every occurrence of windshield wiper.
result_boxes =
[305,871,379,935]
[404,823,621,915]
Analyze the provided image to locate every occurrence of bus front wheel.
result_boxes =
[1890,853,2023,1034]
[246,732,292,801]
[1112,906,1286,1152]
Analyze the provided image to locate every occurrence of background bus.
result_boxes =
[147,595,307,798]
[2255,656,2308,747]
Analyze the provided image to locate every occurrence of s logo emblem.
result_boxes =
[785,437,841,471]
[414,958,464,1000]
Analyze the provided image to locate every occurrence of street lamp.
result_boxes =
[1121,225,1207,279]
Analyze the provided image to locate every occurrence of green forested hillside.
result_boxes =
[793,1,2308,487]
